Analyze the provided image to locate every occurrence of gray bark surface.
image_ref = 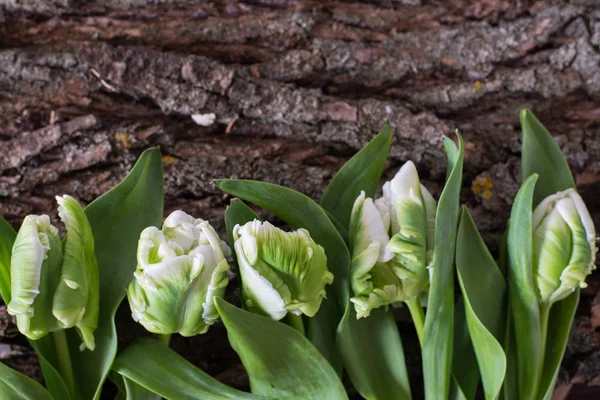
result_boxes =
[1,0,600,396]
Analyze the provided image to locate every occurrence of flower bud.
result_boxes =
[127,211,231,336]
[532,188,596,304]
[233,220,333,320]
[349,161,436,318]
[8,196,99,350]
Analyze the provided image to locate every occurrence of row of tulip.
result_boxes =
[0,109,595,400]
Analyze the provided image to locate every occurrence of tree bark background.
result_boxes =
[1,0,600,397]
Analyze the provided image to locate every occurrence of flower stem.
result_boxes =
[158,333,172,347]
[52,330,77,398]
[406,296,425,346]
[534,303,552,398]
[287,314,305,336]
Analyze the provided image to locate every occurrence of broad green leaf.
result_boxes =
[501,310,518,400]
[456,207,507,400]
[449,375,469,400]
[0,361,54,400]
[451,297,479,400]
[507,174,541,400]
[320,123,392,228]
[520,109,575,207]
[337,306,411,400]
[215,298,347,400]
[539,291,579,400]
[58,148,164,400]
[30,337,72,400]
[306,297,343,377]
[520,109,580,400]
[0,216,16,303]
[422,135,464,400]
[122,378,161,400]
[323,209,348,244]
[213,179,346,372]
[113,337,262,400]
[110,372,127,400]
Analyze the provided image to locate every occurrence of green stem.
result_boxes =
[287,313,305,336]
[52,330,77,398]
[158,334,172,347]
[534,303,552,399]
[406,296,425,346]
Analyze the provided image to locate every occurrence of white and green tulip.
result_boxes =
[349,161,436,318]
[532,188,596,305]
[127,211,231,336]
[233,220,333,321]
[8,196,99,350]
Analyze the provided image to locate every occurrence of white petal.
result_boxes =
[360,198,393,262]
[235,240,287,320]
[390,161,422,200]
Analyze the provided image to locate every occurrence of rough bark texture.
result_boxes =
[1,0,600,398]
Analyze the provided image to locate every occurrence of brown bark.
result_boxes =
[1,0,600,397]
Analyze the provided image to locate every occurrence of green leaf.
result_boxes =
[30,337,72,400]
[456,207,507,400]
[539,291,579,400]
[422,135,464,400]
[320,122,392,229]
[501,310,518,400]
[0,216,16,303]
[213,179,346,372]
[507,174,541,400]
[520,110,575,207]
[451,296,479,400]
[337,306,411,400]
[110,372,160,400]
[122,378,161,400]
[306,297,343,377]
[0,361,54,400]
[113,337,262,400]
[215,298,347,400]
[57,148,164,400]
[323,210,348,244]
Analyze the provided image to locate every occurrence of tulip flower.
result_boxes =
[532,188,596,305]
[127,211,231,336]
[8,195,99,350]
[233,220,333,321]
[350,161,436,326]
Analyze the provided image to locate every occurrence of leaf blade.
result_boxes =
[337,306,411,400]
[456,207,507,400]
[507,174,541,400]
[113,337,263,400]
[422,134,464,400]
[0,362,54,400]
[215,298,347,400]
[0,216,16,303]
[520,109,575,207]
[320,123,392,228]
